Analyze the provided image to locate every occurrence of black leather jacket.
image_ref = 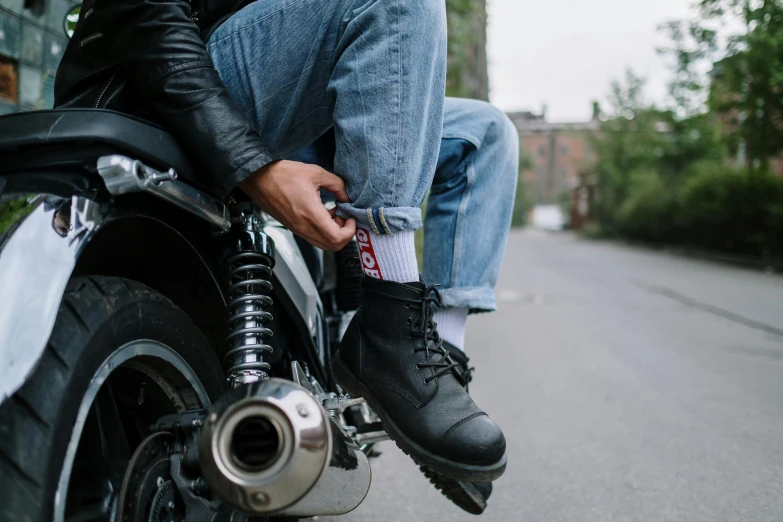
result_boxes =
[54,0,272,197]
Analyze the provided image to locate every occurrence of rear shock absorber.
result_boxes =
[224,213,276,386]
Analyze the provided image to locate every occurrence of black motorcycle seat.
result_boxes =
[0,108,213,195]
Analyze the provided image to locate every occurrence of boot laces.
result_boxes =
[405,285,461,385]
[462,366,475,385]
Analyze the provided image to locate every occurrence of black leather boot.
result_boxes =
[426,341,493,514]
[333,278,506,482]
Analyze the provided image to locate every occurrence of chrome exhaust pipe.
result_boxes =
[199,378,371,517]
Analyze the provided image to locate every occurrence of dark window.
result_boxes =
[24,0,45,17]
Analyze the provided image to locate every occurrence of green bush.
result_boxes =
[579,222,612,239]
[602,162,783,259]
[677,164,783,258]
[614,173,680,243]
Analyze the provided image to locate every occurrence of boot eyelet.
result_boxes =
[406,318,412,324]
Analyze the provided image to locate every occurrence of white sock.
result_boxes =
[433,307,468,351]
[355,228,419,283]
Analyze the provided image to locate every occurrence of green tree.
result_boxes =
[590,70,668,227]
[585,1,783,258]
[445,0,488,99]
[662,0,783,170]
[590,69,726,234]
[511,151,533,227]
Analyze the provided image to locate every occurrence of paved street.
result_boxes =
[327,229,783,522]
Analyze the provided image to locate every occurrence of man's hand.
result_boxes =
[240,160,357,251]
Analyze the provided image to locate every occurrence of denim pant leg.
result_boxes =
[423,98,519,313]
[293,98,519,312]
[206,0,447,235]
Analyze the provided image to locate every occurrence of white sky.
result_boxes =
[487,0,694,122]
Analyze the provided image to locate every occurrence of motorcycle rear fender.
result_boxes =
[0,190,325,406]
[0,192,231,405]
[0,194,107,404]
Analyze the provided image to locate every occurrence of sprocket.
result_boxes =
[116,432,184,522]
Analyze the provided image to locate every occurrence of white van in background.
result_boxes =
[531,205,568,231]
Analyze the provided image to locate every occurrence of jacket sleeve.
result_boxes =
[113,0,275,197]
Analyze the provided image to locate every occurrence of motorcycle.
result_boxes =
[0,106,387,521]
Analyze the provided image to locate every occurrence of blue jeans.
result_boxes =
[207,0,518,311]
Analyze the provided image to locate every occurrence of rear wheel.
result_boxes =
[0,276,226,522]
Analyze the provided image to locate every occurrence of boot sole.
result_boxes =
[419,465,489,515]
[333,356,507,482]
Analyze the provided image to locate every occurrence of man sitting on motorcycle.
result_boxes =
[55,0,518,507]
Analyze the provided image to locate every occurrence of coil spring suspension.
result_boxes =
[224,216,275,386]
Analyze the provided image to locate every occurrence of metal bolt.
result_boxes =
[167,501,175,510]
[191,478,208,495]
[208,412,218,425]
[252,491,269,506]
[296,404,310,417]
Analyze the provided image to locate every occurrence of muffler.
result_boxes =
[199,378,371,517]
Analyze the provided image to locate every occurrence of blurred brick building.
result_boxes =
[0,0,69,114]
[507,107,600,206]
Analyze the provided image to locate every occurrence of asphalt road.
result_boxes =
[325,229,783,522]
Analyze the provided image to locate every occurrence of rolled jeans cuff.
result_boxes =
[335,203,422,235]
[439,287,497,314]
